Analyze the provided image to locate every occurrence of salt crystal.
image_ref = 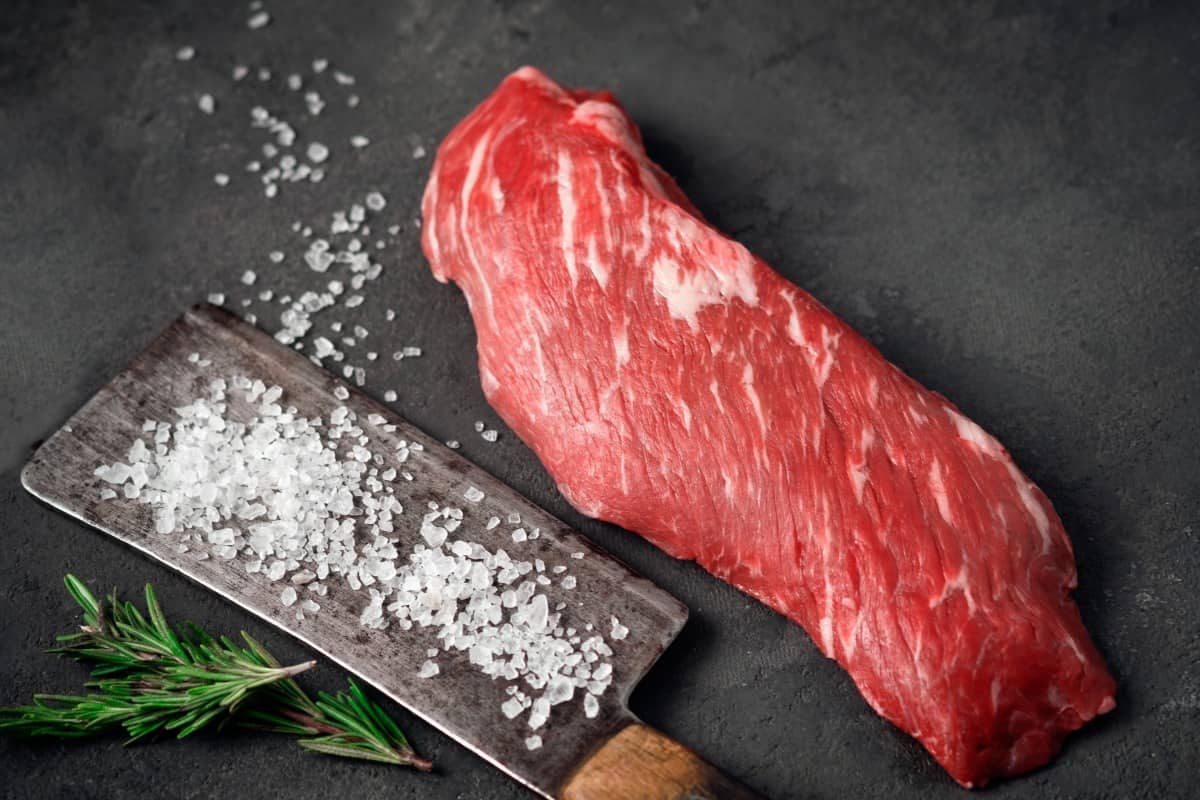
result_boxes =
[528,697,550,729]
[197,93,215,114]
[481,429,498,442]
[412,145,426,159]
[464,486,485,503]
[207,292,225,306]
[306,142,329,164]
[418,660,439,679]
[365,192,386,211]
[583,694,599,718]
[486,517,500,531]
[501,697,523,719]
[247,11,271,29]
[525,735,542,751]
[350,135,370,149]
[281,587,298,607]
[175,45,195,61]
[312,58,328,73]
[562,576,577,590]
[546,676,574,705]
[241,270,257,286]
[214,173,230,186]
[232,65,249,81]
[610,617,629,641]
[383,390,397,402]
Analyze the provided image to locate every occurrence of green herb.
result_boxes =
[0,575,431,771]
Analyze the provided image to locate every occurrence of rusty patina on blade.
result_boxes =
[21,304,688,798]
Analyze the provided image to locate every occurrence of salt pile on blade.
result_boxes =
[94,373,619,742]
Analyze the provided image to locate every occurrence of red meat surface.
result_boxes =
[420,67,1116,787]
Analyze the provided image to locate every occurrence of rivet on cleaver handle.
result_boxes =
[19,305,761,799]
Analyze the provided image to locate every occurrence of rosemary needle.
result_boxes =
[0,575,430,771]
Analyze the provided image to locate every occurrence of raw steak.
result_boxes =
[421,67,1116,787]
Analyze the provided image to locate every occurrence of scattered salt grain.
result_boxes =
[350,135,370,149]
[365,192,386,211]
[232,65,249,81]
[175,45,195,62]
[486,516,500,531]
[281,587,297,607]
[241,270,257,286]
[610,617,629,641]
[383,390,397,402]
[418,660,439,679]
[247,11,271,29]
[481,430,498,443]
[198,94,215,114]
[306,142,329,163]
[562,576,577,590]
[583,694,599,718]
[207,292,225,305]
[525,735,542,751]
[464,486,485,503]
[412,145,426,160]
[446,440,460,450]
[214,173,230,186]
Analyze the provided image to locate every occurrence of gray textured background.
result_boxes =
[1,1,1198,798]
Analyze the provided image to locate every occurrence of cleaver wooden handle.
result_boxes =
[560,722,764,800]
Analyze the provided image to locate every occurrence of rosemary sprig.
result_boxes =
[0,575,430,771]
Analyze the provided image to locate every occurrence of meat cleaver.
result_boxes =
[21,305,762,800]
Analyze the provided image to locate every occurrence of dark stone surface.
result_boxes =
[1,0,1197,797]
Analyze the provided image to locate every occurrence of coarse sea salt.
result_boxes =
[95,376,619,744]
